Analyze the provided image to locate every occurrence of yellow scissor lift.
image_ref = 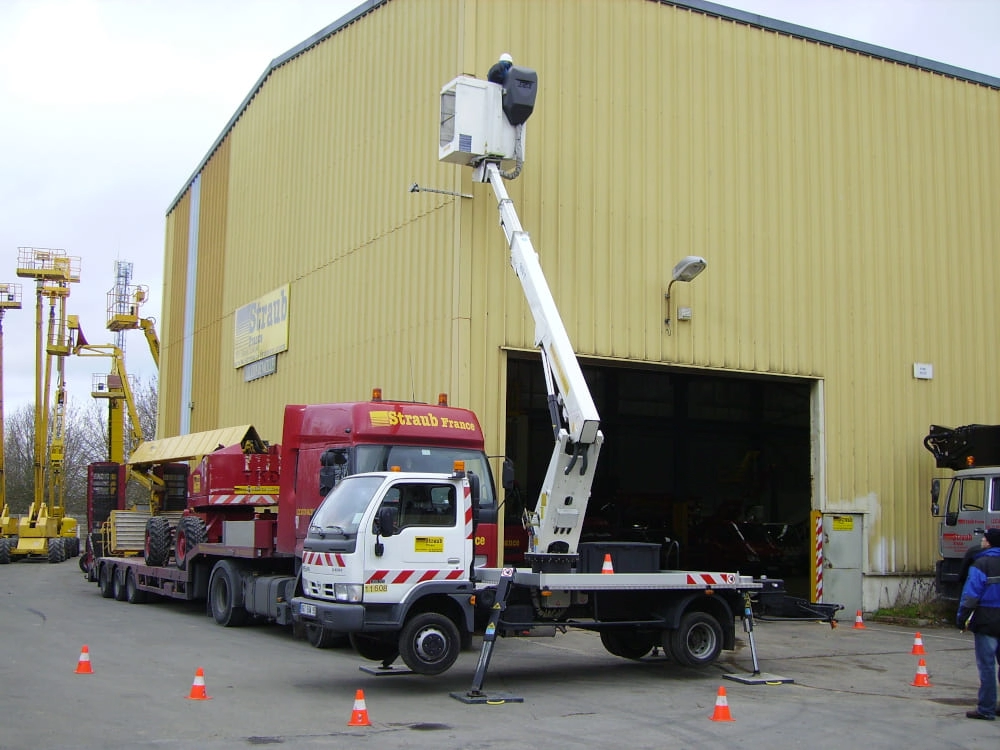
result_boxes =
[0,249,81,563]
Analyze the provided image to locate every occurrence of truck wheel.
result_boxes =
[0,538,10,565]
[125,568,147,603]
[144,517,171,567]
[48,537,66,564]
[306,623,347,648]
[113,566,129,601]
[600,630,656,660]
[398,612,462,675]
[99,563,115,599]
[668,612,723,668]
[209,560,249,627]
[349,633,399,664]
[175,517,207,570]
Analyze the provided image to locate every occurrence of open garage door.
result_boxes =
[504,355,815,597]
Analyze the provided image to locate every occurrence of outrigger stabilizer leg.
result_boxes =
[451,567,524,704]
[723,592,794,685]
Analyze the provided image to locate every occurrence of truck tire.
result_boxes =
[175,517,207,570]
[349,633,399,665]
[305,623,347,648]
[144,517,171,567]
[125,568,147,604]
[668,612,723,668]
[48,537,66,564]
[0,538,10,565]
[398,612,462,675]
[600,630,656,660]
[113,566,129,601]
[209,560,249,627]
[99,563,115,599]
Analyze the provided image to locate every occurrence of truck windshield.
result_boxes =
[354,445,495,506]
[311,475,385,536]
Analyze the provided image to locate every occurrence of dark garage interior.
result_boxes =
[503,355,813,596]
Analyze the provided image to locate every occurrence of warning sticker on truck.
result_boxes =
[414,536,444,553]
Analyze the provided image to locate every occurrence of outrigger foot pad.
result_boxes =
[450,690,524,704]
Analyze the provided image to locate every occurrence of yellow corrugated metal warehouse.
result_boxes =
[161,0,1000,613]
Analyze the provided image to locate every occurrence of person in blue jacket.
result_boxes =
[957,527,1000,720]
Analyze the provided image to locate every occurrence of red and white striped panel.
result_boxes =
[366,569,465,585]
[303,551,346,567]
[685,572,738,586]
[209,494,279,506]
[463,484,473,539]
[814,514,824,603]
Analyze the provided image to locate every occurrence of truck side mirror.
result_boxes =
[376,506,397,537]
[468,472,482,526]
[930,478,940,516]
[502,458,516,492]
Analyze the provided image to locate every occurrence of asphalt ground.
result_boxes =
[1,560,997,750]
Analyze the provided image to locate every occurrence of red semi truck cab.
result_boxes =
[276,392,509,566]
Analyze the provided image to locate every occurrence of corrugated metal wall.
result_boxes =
[161,0,1000,577]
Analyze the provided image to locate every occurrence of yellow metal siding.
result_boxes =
[160,194,190,439]
[160,0,1000,577]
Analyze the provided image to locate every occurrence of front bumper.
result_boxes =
[291,596,366,632]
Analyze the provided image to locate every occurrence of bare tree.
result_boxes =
[2,375,158,521]
[2,403,35,514]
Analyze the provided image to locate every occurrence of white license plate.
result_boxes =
[300,603,317,617]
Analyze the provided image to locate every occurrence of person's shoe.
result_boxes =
[965,710,995,720]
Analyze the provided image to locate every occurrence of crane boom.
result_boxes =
[479,160,603,563]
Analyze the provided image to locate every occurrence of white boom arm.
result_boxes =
[478,161,603,562]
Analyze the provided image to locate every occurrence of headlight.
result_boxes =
[334,583,364,602]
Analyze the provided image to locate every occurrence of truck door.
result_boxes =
[363,481,466,604]
[940,476,988,559]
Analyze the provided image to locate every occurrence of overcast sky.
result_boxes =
[1,0,997,422]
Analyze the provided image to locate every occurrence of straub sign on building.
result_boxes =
[234,284,289,368]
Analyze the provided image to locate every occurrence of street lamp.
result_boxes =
[664,256,707,335]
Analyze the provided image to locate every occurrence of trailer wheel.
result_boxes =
[668,612,723,668]
[600,630,656,660]
[144,517,171,567]
[127,568,148,603]
[209,560,249,627]
[399,612,462,675]
[48,537,66,564]
[112,566,129,601]
[175,517,207,570]
[99,563,115,599]
[0,538,10,565]
[349,633,399,665]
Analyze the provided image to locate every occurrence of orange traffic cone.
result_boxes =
[911,632,925,655]
[186,667,212,700]
[709,686,735,722]
[852,610,866,629]
[74,645,94,674]
[348,689,372,726]
[911,658,932,687]
[601,553,615,575]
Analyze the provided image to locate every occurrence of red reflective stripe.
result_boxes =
[445,570,463,579]
[393,570,414,584]
[336,554,345,566]
[418,570,438,582]
[367,570,388,584]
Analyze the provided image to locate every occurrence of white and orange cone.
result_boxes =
[852,610,866,629]
[186,667,212,700]
[74,645,94,674]
[911,658,932,688]
[348,689,372,726]
[709,686,735,722]
[911,632,925,655]
[601,553,615,575]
